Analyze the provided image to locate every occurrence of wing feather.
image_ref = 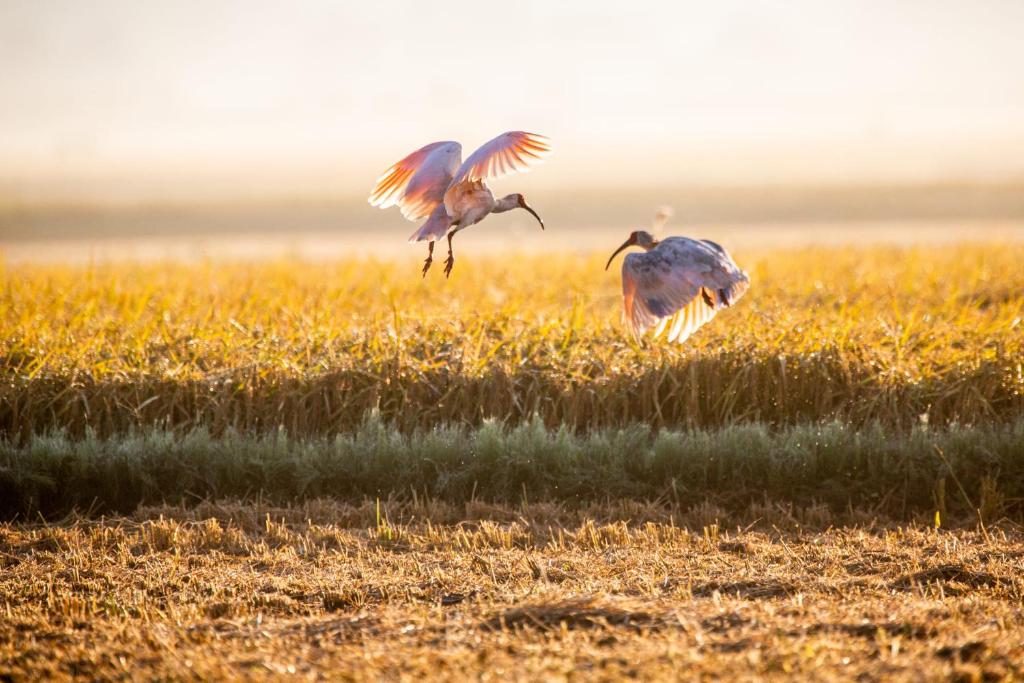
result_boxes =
[620,238,749,344]
[451,131,551,185]
[368,141,462,221]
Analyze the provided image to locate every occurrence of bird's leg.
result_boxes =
[443,231,456,277]
[421,241,435,277]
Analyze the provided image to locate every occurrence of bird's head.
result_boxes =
[605,230,658,270]
[515,194,544,230]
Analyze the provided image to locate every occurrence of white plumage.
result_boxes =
[368,131,551,276]
[606,230,750,344]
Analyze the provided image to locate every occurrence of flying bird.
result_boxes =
[368,131,551,277]
[605,230,750,344]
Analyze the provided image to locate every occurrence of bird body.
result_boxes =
[369,131,550,276]
[606,230,749,344]
[443,180,496,231]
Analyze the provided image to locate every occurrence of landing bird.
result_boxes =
[368,131,551,277]
[605,230,750,344]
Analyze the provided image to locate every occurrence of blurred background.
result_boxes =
[2,0,1023,261]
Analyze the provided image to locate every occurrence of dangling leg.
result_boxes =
[421,241,435,277]
[443,230,457,277]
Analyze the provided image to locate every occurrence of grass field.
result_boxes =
[3,419,1024,521]
[3,243,1023,439]
[3,240,1024,679]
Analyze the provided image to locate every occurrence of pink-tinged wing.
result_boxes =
[621,238,749,344]
[451,131,551,185]
[368,141,462,221]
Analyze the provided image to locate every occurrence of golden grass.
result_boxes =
[2,502,1022,680]
[3,243,1023,436]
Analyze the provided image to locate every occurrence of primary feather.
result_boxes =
[450,132,551,185]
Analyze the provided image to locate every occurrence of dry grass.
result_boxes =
[2,502,1022,680]
[3,244,1024,437]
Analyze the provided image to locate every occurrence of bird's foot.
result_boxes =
[443,255,455,278]
[421,256,433,277]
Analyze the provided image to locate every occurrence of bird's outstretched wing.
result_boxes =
[621,238,749,344]
[450,131,551,185]
[368,141,462,221]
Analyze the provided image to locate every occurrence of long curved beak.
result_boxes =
[521,203,544,230]
[605,236,636,270]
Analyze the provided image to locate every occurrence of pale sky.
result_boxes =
[2,0,1023,202]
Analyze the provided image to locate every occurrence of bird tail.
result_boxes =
[408,205,452,243]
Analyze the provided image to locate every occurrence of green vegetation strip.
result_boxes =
[2,418,1022,521]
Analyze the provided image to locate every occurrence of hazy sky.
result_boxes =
[2,0,1023,201]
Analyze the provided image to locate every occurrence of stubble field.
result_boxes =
[2,503,1023,680]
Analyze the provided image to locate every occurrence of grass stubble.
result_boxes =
[2,242,1024,679]
[1,502,1023,680]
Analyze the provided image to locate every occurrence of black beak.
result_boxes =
[521,202,544,230]
[605,236,636,270]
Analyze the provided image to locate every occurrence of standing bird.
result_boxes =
[605,230,750,344]
[368,131,551,277]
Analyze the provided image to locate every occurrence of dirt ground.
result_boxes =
[2,502,1022,681]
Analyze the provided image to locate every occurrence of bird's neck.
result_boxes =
[492,194,519,213]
